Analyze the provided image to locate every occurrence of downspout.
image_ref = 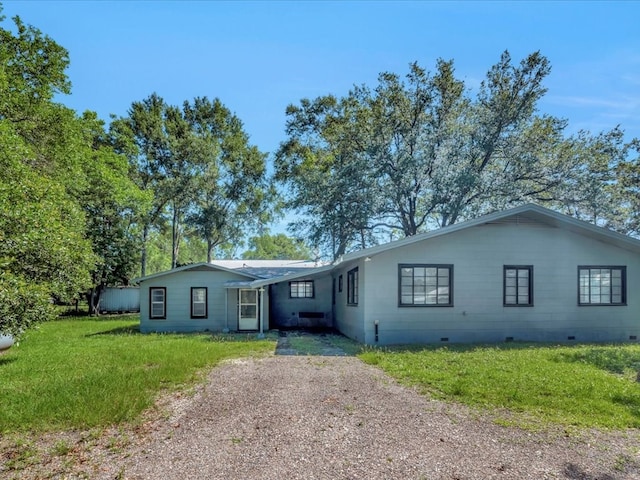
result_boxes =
[258,287,265,339]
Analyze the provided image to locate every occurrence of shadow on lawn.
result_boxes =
[85,326,277,342]
[556,347,640,376]
[86,325,141,337]
[376,342,640,375]
[0,356,17,367]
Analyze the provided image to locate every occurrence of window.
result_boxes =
[338,275,343,293]
[578,266,626,305]
[347,268,359,305]
[149,287,166,319]
[399,264,452,306]
[504,266,533,306]
[290,280,314,298]
[191,287,207,318]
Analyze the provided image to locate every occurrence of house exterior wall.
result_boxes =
[333,260,366,343]
[269,275,333,329]
[224,287,271,331]
[140,269,255,333]
[357,221,640,345]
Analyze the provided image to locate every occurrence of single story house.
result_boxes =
[137,204,640,345]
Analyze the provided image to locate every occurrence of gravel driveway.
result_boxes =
[114,352,639,480]
[5,336,639,480]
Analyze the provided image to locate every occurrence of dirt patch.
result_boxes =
[2,356,639,479]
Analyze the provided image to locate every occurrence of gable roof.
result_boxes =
[335,203,640,265]
[211,259,325,280]
[250,264,335,288]
[251,203,640,287]
[211,260,321,269]
[134,262,259,284]
[134,205,640,288]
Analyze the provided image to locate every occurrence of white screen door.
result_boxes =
[238,289,259,330]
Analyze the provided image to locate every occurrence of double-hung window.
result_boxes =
[504,266,533,306]
[191,287,208,318]
[149,287,166,319]
[578,266,626,305]
[399,264,453,306]
[290,280,314,298]
[347,268,359,305]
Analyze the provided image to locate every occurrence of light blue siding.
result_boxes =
[359,221,640,345]
[333,260,366,343]
[269,276,333,328]
[140,269,257,333]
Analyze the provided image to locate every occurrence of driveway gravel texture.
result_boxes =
[3,352,640,479]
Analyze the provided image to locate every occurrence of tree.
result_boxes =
[184,97,276,262]
[112,95,275,272]
[0,10,150,327]
[110,93,201,273]
[0,122,94,336]
[80,112,151,314]
[276,52,617,258]
[610,139,640,235]
[0,11,97,335]
[275,94,381,258]
[242,233,312,260]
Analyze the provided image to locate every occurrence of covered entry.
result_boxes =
[224,281,267,334]
[238,289,259,331]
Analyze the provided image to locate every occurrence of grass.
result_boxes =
[285,332,364,356]
[0,316,275,433]
[359,342,640,430]
[287,335,326,355]
[4,317,639,433]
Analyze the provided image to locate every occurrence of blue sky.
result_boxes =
[2,0,639,158]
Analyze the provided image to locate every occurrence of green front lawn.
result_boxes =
[3,317,640,434]
[0,316,276,433]
[359,342,640,429]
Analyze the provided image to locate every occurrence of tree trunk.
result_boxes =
[172,204,180,269]
[86,285,104,316]
[141,224,149,278]
[207,239,214,263]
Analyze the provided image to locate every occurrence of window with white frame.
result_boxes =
[347,268,358,305]
[504,266,533,306]
[191,287,207,318]
[290,280,314,298]
[578,266,626,305]
[149,287,166,319]
[399,264,452,306]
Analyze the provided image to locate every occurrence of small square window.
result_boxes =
[290,280,314,298]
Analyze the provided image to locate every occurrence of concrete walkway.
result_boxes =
[275,330,352,356]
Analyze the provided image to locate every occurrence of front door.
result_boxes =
[238,289,259,331]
